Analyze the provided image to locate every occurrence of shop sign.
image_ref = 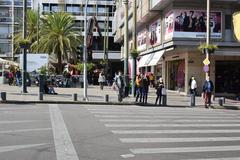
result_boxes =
[203,65,209,72]
[203,58,210,65]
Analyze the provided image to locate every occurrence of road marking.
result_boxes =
[95,115,236,119]
[49,104,79,160]
[120,154,135,158]
[0,120,39,124]
[112,129,240,134]
[120,137,240,143]
[130,145,240,154]
[0,128,51,134]
[2,111,49,114]
[0,143,47,153]
[100,119,240,122]
[186,158,240,160]
[106,124,240,127]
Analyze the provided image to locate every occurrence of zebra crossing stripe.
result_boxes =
[186,158,240,160]
[130,145,240,154]
[112,129,240,134]
[105,124,240,127]
[100,119,240,122]
[95,115,235,119]
[120,137,240,143]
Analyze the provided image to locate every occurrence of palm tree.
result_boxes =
[32,12,82,74]
[14,9,39,54]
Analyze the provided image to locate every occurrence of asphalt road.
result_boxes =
[0,104,240,160]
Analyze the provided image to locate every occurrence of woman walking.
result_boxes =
[155,77,164,106]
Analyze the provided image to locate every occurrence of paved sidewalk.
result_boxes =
[0,84,239,109]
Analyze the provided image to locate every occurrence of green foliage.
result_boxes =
[130,49,139,58]
[38,65,48,75]
[75,62,95,73]
[18,38,31,48]
[198,43,218,53]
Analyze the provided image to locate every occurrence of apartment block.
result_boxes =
[114,0,240,96]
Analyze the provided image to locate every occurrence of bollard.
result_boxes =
[218,98,223,106]
[105,94,109,102]
[162,95,167,106]
[39,92,43,101]
[222,97,225,104]
[190,94,195,107]
[39,74,45,94]
[73,93,77,101]
[1,92,6,101]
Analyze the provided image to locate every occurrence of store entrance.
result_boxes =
[215,61,240,94]
[169,59,185,92]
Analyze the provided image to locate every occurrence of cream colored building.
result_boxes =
[114,0,240,96]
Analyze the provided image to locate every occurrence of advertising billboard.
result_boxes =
[164,10,222,40]
[149,19,161,46]
[137,29,148,51]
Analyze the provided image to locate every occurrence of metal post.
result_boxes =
[206,0,210,79]
[1,92,6,101]
[11,0,15,61]
[105,94,109,102]
[83,0,89,101]
[131,0,137,97]
[190,94,195,107]
[39,92,43,100]
[73,93,77,101]
[123,0,129,97]
[22,0,27,93]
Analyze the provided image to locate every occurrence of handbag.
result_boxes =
[161,87,167,95]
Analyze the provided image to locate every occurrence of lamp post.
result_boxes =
[11,0,14,61]
[83,0,89,101]
[22,0,27,93]
[131,0,137,96]
[206,0,210,79]
[123,0,129,97]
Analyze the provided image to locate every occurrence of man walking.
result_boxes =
[115,71,124,102]
[202,76,214,108]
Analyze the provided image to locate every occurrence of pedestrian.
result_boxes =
[142,74,150,104]
[202,76,214,108]
[155,77,164,106]
[135,74,142,102]
[190,76,197,95]
[115,71,124,102]
[15,69,21,86]
[98,71,105,90]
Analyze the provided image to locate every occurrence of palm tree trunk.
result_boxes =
[57,54,62,74]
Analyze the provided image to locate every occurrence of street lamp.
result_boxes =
[205,0,210,79]
[22,0,27,93]
[123,0,129,97]
[83,0,89,101]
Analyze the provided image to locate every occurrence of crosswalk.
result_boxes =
[87,106,240,160]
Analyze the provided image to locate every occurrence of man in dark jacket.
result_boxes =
[202,76,214,108]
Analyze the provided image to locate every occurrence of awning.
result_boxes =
[148,50,165,66]
[138,54,152,68]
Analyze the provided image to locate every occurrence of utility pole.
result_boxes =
[104,6,109,75]
[22,0,27,93]
[11,0,14,61]
[131,0,137,96]
[206,0,210,79]
[83,0,89,101]
[37,3,40,53]
[123,0,129,97]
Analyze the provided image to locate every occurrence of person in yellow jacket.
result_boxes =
[135,74,142,102]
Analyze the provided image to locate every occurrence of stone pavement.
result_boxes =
[0,84,239,109]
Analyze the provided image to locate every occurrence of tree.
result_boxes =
[32,12,82,74]
[14,10,39,54]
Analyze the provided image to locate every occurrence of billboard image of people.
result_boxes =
[149,19,161,46]
[137,29,148,51]
[164,10,222,39]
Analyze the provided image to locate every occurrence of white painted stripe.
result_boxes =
[0,107,41,110]
[95,115,235,119]
[0,143,48,153]
[3,111,49,114]
[0,128,51,134]
[130,145,240,154]
[0,120,39,124]
[120,137,240,143]
[106,124,240,127]
[100,119,240,122]
[120,154,135,158]
[186,158,240,160]
[49,104,79,160]
[112,129,240,134]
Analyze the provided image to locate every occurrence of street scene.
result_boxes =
[0,104,240,160]
[1,0,240,159]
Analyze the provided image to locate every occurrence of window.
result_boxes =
[43,3,50,12]
[50,4,59,12]
[225,15,232,30]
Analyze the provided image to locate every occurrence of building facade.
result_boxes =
[0,0,31,58]
[32,0,122,76]
[114,0,240,96]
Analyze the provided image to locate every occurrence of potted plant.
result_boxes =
[198,43,218,54]
[130,49,139,59]
[18,39,31,49]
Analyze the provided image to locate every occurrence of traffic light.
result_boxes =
[76,45,83,61]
